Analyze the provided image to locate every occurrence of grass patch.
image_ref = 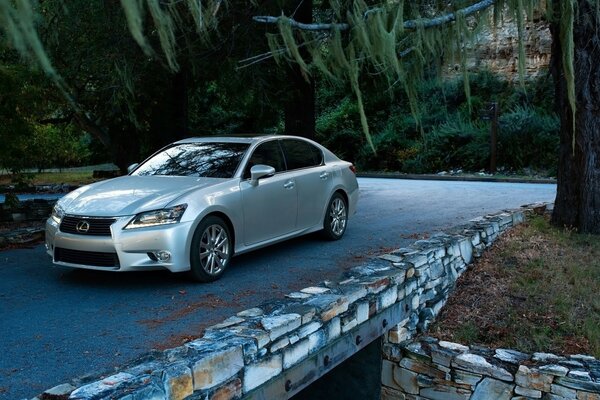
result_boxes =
[0,171,97,186]
[430,215,600,357]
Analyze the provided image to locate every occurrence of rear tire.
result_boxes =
[189,216,232,282]
[323,192,348,240]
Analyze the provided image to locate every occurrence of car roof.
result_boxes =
[173,135,316,145]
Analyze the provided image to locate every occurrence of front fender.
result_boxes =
[177,180,244,264]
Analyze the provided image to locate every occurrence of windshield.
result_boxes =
[131,142,250,178]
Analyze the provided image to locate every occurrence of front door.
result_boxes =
[240,140,298,245]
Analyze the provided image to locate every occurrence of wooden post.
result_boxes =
[489,102,498,174]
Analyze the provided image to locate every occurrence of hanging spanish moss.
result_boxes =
[0,0,227,76]
[0,0,57,78]
[264,1,506,151]
[119,0,227,72]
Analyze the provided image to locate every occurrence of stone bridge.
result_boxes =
[36,204,600,400]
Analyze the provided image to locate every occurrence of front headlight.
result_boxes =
[124,204,187,229]
[51,204,64,224]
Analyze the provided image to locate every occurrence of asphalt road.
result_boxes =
[0,178,556,399]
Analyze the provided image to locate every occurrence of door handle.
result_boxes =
[283,181,295,189]
[319,172,329,180]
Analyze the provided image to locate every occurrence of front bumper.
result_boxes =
[46,216,193,273]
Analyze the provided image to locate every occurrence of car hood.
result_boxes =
[60,176,227,217]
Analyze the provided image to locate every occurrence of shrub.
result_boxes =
[316,96,364,163]
[422,117,490,171]
[356,123,422,171]
[497,106,559,173]
[315,70,558,175]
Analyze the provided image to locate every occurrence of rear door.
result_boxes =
[280,139,333,230]
[240,140,298,245]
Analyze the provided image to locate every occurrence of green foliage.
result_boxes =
[119,0,225,71]
[316,96,364,161]
[423,117,489,171]
[0,61,93,173]
[557,0,576,147]
[0,64,36,173]
[316,69,559,174]
[190,78,282,136]
[498,106,559,173]
[265,0,549,149]
[0,1,562,177]
[30,125,92,169]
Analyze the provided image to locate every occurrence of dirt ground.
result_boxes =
[428,217,597,357]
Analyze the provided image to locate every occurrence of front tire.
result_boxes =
[323,192,348,240]
[189,216,232,282]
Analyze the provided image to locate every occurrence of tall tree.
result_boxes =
[283,0,316,139]
[550,0,600,233]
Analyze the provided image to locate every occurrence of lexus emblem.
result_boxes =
[76,220,90,233]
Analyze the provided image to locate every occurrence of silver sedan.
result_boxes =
[46,135,359,282]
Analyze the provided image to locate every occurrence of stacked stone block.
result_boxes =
[382,337,600,400]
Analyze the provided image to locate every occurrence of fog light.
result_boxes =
[156,251,171,262]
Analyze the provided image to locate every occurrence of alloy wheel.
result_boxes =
[199,224,230,275]
[329,197,347,236]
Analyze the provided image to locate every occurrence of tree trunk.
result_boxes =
[148,65,189,149]
[284,68,315,139]
[113,131,141,173]
[550,1,600,233]
[284,0,316,140]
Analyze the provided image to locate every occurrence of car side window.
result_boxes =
[243,140,286,179]
[281,139,324,170]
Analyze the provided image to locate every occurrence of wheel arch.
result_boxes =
[186,210,237,267]
[333,188,349,206]
[324,187,349,221]
[322,189,349,240]
[203,211,236,254]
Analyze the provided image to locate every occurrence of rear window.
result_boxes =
[281,139,323,170]
[132,142,249,178]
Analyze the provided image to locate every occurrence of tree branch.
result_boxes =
[237,33,329,69]
[72,112,111,148]
[403,0,496,29]
[252,16,349,31]
[253,0,496,32]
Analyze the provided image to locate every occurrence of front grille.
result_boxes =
[60,216,116,236]
[55,247,120,268]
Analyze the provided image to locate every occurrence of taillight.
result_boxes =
[349,165,357,174]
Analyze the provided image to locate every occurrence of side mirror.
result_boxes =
[127,163,139,174]
[250,164,275,185]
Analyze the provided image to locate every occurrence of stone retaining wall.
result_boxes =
[382,337,600,400]
[33,204,546,400]
[0,199,55,223]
